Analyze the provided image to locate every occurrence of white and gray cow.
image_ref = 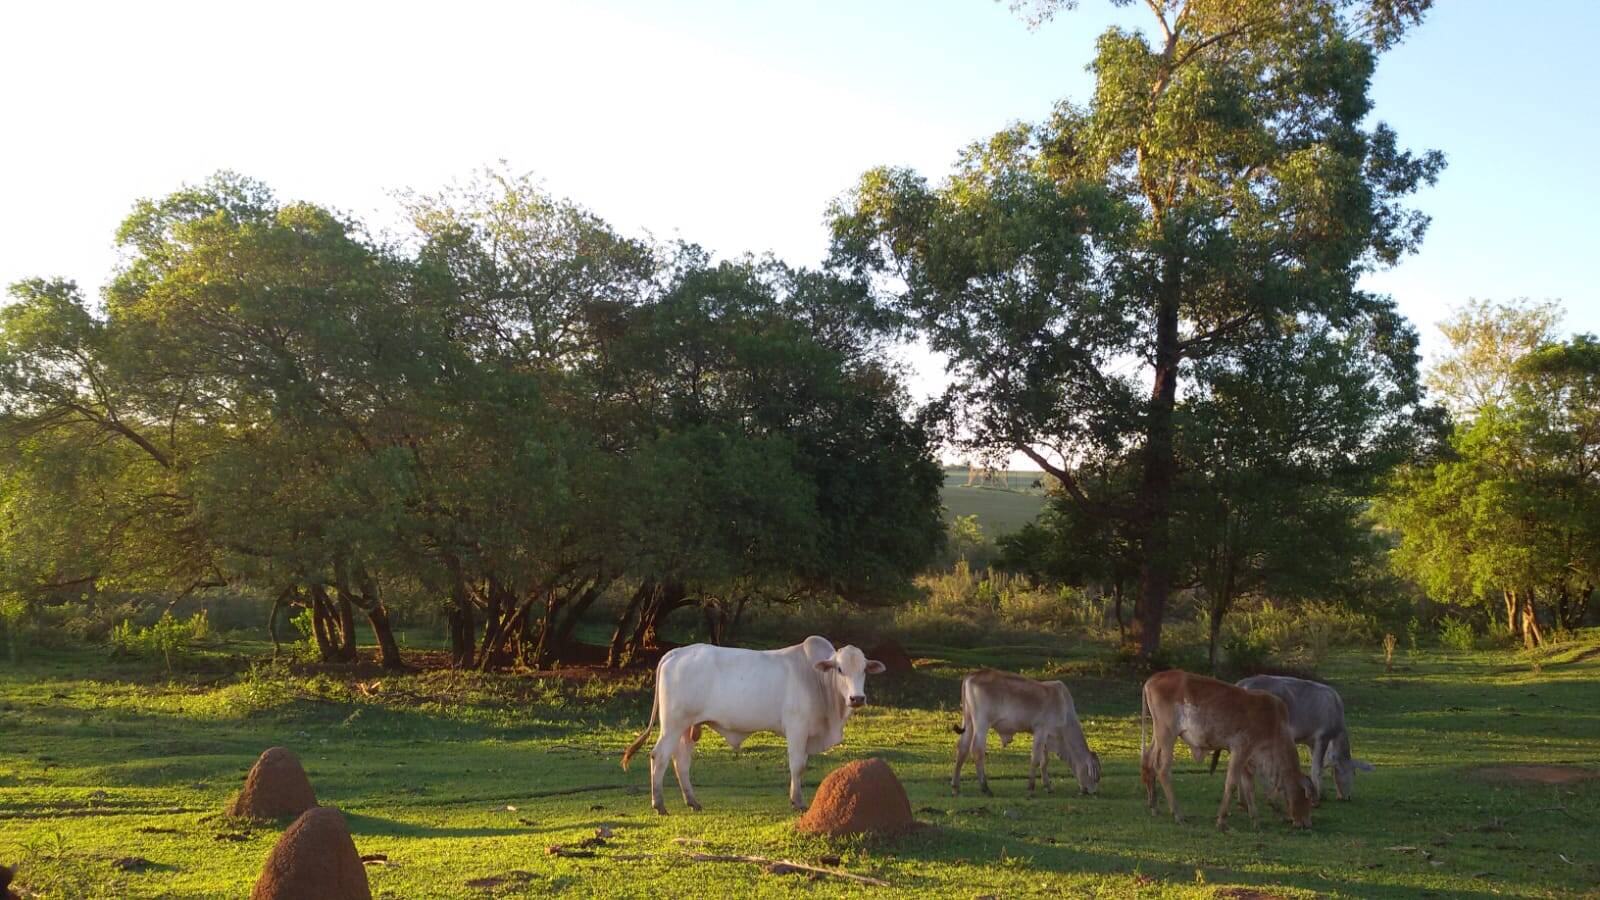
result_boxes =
[622,636,885,814]
[1209,674,1373,801]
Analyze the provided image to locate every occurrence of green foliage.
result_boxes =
[1438,615,1478,653]
[1379,302,1599,646]
[107,611,211,671]
[0,168,943,668]
[832,0,1441,654]
[1221,632,1274,674]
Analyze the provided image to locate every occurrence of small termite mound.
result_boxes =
[228,747,317,820]
[795,758,914,837]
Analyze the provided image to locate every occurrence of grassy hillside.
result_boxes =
[3,637,1598,898]
[940,467,1048,536]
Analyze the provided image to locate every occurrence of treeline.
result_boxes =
[0,171,945,669]
[1379,300,1599,648]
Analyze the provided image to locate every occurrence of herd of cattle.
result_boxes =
[623,636,1372,829]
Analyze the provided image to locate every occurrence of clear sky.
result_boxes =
[3,0,1596,411]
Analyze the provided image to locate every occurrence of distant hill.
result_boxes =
[940,467,1048,536]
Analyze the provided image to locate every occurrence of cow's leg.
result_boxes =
[1155,743,1182,824]
[1239,768,1260,827]
[973,723,993,796]
[1040,744,1053,794]
[647,721,680,815]
[785,739,810,812]
[1027,736,1043,793]
[671,727,702,812]
[1216,756,1239,830]
[1309,738,1327,805]
[952,727,972,796]
[1141,741,1157,814]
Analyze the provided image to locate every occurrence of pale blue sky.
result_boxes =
[2,0,1595,399]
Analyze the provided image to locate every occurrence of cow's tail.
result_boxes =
[952,676,970,734]
[1139,682,1150,761]
[621,688,659,771]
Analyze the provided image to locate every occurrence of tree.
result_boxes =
[1380,310,1599,647]
[1426,298,1562,419]
[830,0,1441,655]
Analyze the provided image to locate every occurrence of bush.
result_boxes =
[1222,632,1274,674]
[108,611,212,671]
[1438,615,1477,653]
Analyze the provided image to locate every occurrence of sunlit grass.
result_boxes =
[1,636,1598,898]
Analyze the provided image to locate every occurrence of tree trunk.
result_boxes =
[1132,270,1181,659]
[335,590,358,661]
[1111,582,1126,643]
[607,581,653,668]
[441,555,477,668]
[478,576,512,669]
[267,586,290,657]
[1207,599,1224,672]
[1520,586,1545,649]
[307,586,338,662]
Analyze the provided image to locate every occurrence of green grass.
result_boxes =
[940,469,1047,536]
[2,638,1599,898]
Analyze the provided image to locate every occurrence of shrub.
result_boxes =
[0,595,25,661]
[1438,615,1477,653]
[1222,632,1274,674]
[108,611,212,671]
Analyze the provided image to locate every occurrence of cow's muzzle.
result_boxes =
[848,696,865,708]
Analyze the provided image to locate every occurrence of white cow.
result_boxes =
[621,636,885,814]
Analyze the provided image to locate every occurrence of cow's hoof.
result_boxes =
[687,801,703,812]
[1173,815,1186,825]
[653,805,668,816]
[1215,820,1227,831]
[979,785,993,797]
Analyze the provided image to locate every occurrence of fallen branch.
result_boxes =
[684,852,890,887]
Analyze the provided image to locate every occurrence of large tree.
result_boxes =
[1381,321,1600,646]
[830,0,1442,655]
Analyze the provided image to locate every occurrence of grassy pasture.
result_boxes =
[2,638,1598,898]
[940,468,1048,535]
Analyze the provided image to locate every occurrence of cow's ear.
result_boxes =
[813,659,838,673]
[1353,759,1375,772]
[865,660,886,675]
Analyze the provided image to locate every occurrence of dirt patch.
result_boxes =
[2,863,18,900]
[867,638,915,675]
[251,807,370,900]
[228,748,317,820]
[1477,764,1597,785]
[795,758,914,837]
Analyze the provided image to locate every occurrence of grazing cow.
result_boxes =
[1140,669,1315,829]
[1208,675,1374,802]
[951,669,1101,796]
[621,636,885,814]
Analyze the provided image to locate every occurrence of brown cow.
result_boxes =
[1140,669,1314,829]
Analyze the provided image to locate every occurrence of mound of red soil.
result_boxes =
[252,807,371,900]
[867,638,914,675]
[795,758,914,837]
[228,747,318,820]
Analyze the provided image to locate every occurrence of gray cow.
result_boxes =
[1209,674,1373,801]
